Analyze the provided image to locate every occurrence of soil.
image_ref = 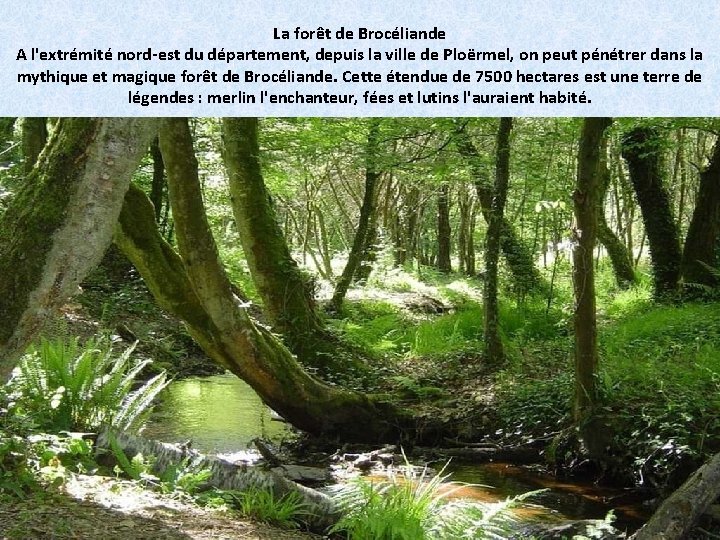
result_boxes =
[0,475,321,540]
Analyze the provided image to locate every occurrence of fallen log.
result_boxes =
[96,428,339,531]
[630,451,720,540]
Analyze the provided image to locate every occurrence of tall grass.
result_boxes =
[8,337,169,433]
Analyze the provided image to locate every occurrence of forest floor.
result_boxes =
[0,475,319,540]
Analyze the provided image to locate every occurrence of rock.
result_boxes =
[520,519,624,539]
[271,465,331,485]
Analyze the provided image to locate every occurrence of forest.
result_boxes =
[0,116,718,539]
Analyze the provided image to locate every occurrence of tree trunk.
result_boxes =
[630,451,720,540]
[621,127,682,299]
[98,428,339,532]
[149,136,166,223]
[21,117,48,175]
[436,182,452,273]
[453,124,544,293]
[597,136,636,287]
[484,118,512,364]
[680,136,720,288]
[0,118,157,379]
[573,117,612,455]
[121,122,404,441]
[330,119,382,311]
[220,118,337,370]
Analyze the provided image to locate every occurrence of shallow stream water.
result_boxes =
[143,374,645,533]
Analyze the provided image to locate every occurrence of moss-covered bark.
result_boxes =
[116,129,405,441]
[622,127,682,299]
[21,117,48,175]
[0,118,157,378]
[680,137,720,288]
[221,118,339,369]
[597,137,636,288]
[573,117,612,456]
[331,119,382,310]
[453,124,545,294]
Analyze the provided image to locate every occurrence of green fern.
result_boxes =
[8,337,169,433]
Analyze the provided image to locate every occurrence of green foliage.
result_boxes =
[8,337,169,433]
[197,487,309,529]
[329,462,530,540]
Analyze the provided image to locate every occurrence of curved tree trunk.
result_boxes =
[118,120,404,441]
[680,136,720,288]
[0,118,157,379]
[597,136,636,287]
[622,127,682,299]
[331,119,382,311]
[573,117,613,456]
[453,123,544,294]
[220,118,338,370]
[21,117,48,175]
[484,118,512,364]
[149,136,166,223]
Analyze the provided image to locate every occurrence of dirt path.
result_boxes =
[0,475,320,540]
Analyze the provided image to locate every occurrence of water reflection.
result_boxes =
[143,373,290,453]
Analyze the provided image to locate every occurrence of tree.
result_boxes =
[573,117,612,455]
[330,118,382,311]
[0,118,157,379]
[116,119,405,440]
[596,135,636,287]
[680,135,720,288]
[21,117,48,175]
[436,182,452,273]
[221,117,338,370]
[453,122,544,293]
[621,127,682,299]
[484,118,512,364]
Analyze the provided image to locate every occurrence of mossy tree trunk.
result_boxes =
[484,118,512,364]
[573,117,612,455]
[453,123,544,294]
[436,182,452,273]
[149,136,166,224]
[680,136,720,288]
[622,127,682,299]
[220,118,339,370]
[597,136,636,287]
[0,118,157,379]
[331,118,382,311]
[115,123,404,441]
[21,117,48,175]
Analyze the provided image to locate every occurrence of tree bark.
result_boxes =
[680,136,720,288]
[220,118,336,370]
[630,451,720,540]
[622,127,682,299]
[436,182,452,273]
[0,118,157,379]
[149,136,166,223]
[97,428,339,532]
[21,117,48,175]
[331,119,382,311]
[119,123,404,441]
[573,117,612,455]
[453,124,544,293]
[484,118,512,364]
[597,136,636,287]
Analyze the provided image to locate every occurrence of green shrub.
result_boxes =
[198,487,309,529]
[8,337,169,433]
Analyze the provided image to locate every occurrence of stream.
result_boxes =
[143,374,646,534]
